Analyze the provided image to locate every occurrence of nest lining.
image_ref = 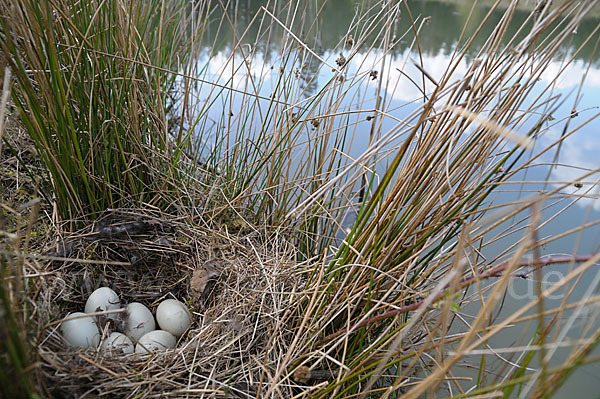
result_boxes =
[31,210,302,398]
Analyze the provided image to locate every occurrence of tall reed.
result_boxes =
[182,1,600,397]
[1,0,190,222]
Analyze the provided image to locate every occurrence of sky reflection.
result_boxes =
[194,43,600,213]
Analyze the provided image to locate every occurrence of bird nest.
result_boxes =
[31,210,301,398]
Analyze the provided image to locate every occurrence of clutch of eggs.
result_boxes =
[60,287,192,355]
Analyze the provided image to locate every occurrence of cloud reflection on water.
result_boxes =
[193,42,599,211]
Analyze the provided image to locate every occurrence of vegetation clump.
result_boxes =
[1,0,600,398]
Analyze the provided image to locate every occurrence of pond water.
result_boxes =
[182,0,600,396]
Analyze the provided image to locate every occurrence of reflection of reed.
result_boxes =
[198,0,600,63]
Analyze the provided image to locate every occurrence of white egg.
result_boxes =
[85,287,121,320]
[60,312,100,349]
[101,332,134,354]
[134,330,176,354]
[156,299,192,337]
[123,302,155,342]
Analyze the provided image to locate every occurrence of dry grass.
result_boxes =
[23,210,301,398]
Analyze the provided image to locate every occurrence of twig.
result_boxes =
[323,254,597,341]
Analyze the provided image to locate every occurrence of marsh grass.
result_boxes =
[1,0,192,223]
[0,205,41,399]
[1,0,600,398]
[0,68,41,398]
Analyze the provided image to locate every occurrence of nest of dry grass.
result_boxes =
[30,210,302,398]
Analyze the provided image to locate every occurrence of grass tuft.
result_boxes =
[1,0,191,223]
